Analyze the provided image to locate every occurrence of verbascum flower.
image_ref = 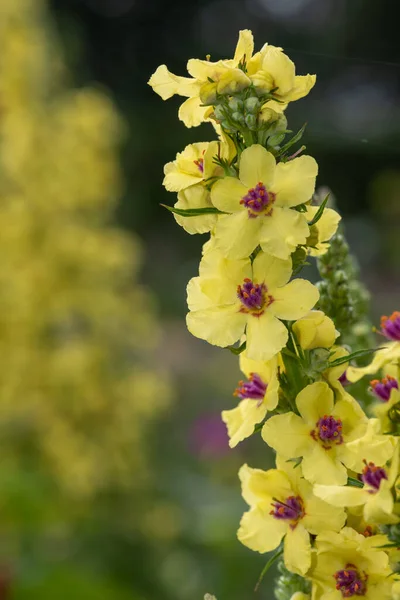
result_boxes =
[210,144,318,260]
[162,141,221,192]
[305,205,341,257]
[261,382,389,485]
[186,248,319,361]
[173,184,217,234]
[314,440,399,525]
[293,310,338,350]
[237,458,346,575]
[309,528,393,599]
[222,353,280,447]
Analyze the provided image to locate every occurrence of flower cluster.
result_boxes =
[150,30,400,599]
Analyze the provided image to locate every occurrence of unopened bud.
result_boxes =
[244,97,260,114]
[228,98,244,112]
[244,113,257,130]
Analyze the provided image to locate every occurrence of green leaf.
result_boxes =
[161,204,225,217]
[254,547,284,592]
[346,476,364,488]
[278,123,307,156]
[307,194,330,227]
[228,341,246,355]
[328,347,383,368]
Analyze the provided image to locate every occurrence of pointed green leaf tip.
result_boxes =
[307,194,330,227]
[161,204,225,217]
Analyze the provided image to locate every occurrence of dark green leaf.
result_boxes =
[228,341,246,355]
[278,123,307,156]
[254,547,284,592]
[328,347,384,368]
[346,476,364,488]
[161,204,225,217]
[307,194,330,227]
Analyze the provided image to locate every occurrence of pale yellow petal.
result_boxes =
[252,251,292,288]
[238,507,286,553]
[287,74,316,102]
[261,47,295,96]
[271,279,319,320]
[233,30,254,65]
[239,145,276,189]
[211,176,247,213]
[301,444,347,485]
[239,352,277,382]
[272,155,318,207]
[178,96,211,128]
[148,64,199,99]
[222,400,268,447]
[199,243,252,283]
[262,413,312,457]
[214,211,261,259]
[175,185,217,235]
[284,525,311,575]
[239,464,261,506]
[347,343,400,382]
[364,487,396,524]
[306,206,341,257]
[259,206,309,259]
[186,304,247,348]
[186,277,213,311]
[246,312,288,361]
[302,488,346,533]
[293,310,338,350]
[313,484,365,508]
[296,382,334,425]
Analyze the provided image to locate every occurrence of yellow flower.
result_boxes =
[186,248,319,361]
[148,30,253,127]
[222,353,280,447]
[392,580,400,600]
[305,205,341,256]
[210,144,318,260]
[309,527,393,600]
[293,310,338,350]
[173,184,217,235]
[237,458,346,575]
[347,341,400,383]
[371,366,400,432]
[247,44,316,107]
[262,382,378,485]
[162,141,220,192]
[314,438,399,525]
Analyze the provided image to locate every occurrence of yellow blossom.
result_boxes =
[347,341,400,382]
[237,458,345,575]
[293,310,338,350]
[163,141,220,192]
[222,353,280,447]
[262,382,386,485]
[186,247,319,361]
[173,184,217,234]
[309,527,393,599]
[305,205,341,256]
[210,144,318,260]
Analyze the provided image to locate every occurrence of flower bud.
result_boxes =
[228,97,244,112]
[244,96,260,114]
[244,113,257,130]
[213,105,226,122]
[199,81,218,105]
[293,310,338,350]
[231,112,245,125]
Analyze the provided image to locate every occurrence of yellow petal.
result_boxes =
[272,155,318,207]
[186,304,247,348]
[178,96,211,128]
[252,251,292,288]
[259,206,309,259]
[222,400,268,447]
[347,342,400,382]
[238,506,286,553]
[301,443,348,485]
[186,276,213,311]
[306,206,341,257]
[364,487,396,524]
[262,412,311,457]
[239,352,278,382]
[261,47,295,96]
[246,312,288,361]
[296,382,334,425]
[293,310,338,350]
[271,279,319,320]
[284,524,311,575]
[287,74,316,102]
[233,30,254,65]
[214,211,261,259]
[343,418,395,472]
[211,176,247,213]
[313,484,365,508]
[302,488,347,533]
[198,243,252,284]
[148,64,199,99]
[239,145,276,189]
[175,185,217,235]
[239,464,261,506]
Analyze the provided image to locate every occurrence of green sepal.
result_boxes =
[228,341,246,355]
[161,204,225,217]
[346,476,364,488]
[307,194,330,226]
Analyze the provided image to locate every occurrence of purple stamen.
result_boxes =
[194,158,204,173]
[237,278,272,315]
[270,496,304,528]
[380,312,400,341]
[313,415,343,447]
[240,182,275,217]
[361,461,387,491]
[234,373,267,405]
[370,375,398,402]
[339,371,351,387]
[334,565,367,597]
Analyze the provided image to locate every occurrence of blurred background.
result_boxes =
[0,0,399,598]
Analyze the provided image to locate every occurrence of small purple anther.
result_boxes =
[240,182,275,217]
[270,496,304,526]
[334,564,367,596]
[316,415,343,443]
[234,373,267,404]
[361,461,387,491]
[237,278,269,314]
[380,311,400,341]
[370,375,398,402]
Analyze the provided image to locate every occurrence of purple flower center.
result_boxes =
[339,371,351,387]
[270,495,304,528]
[234,373,267,405]
[237,278,273,316]
[334,564,367,597]
[311,415,343,449]
[193,158,204,173]
[240,182,275,217]
[370,375,398,402]
[361,461,388,491]
[380,311,400,341]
